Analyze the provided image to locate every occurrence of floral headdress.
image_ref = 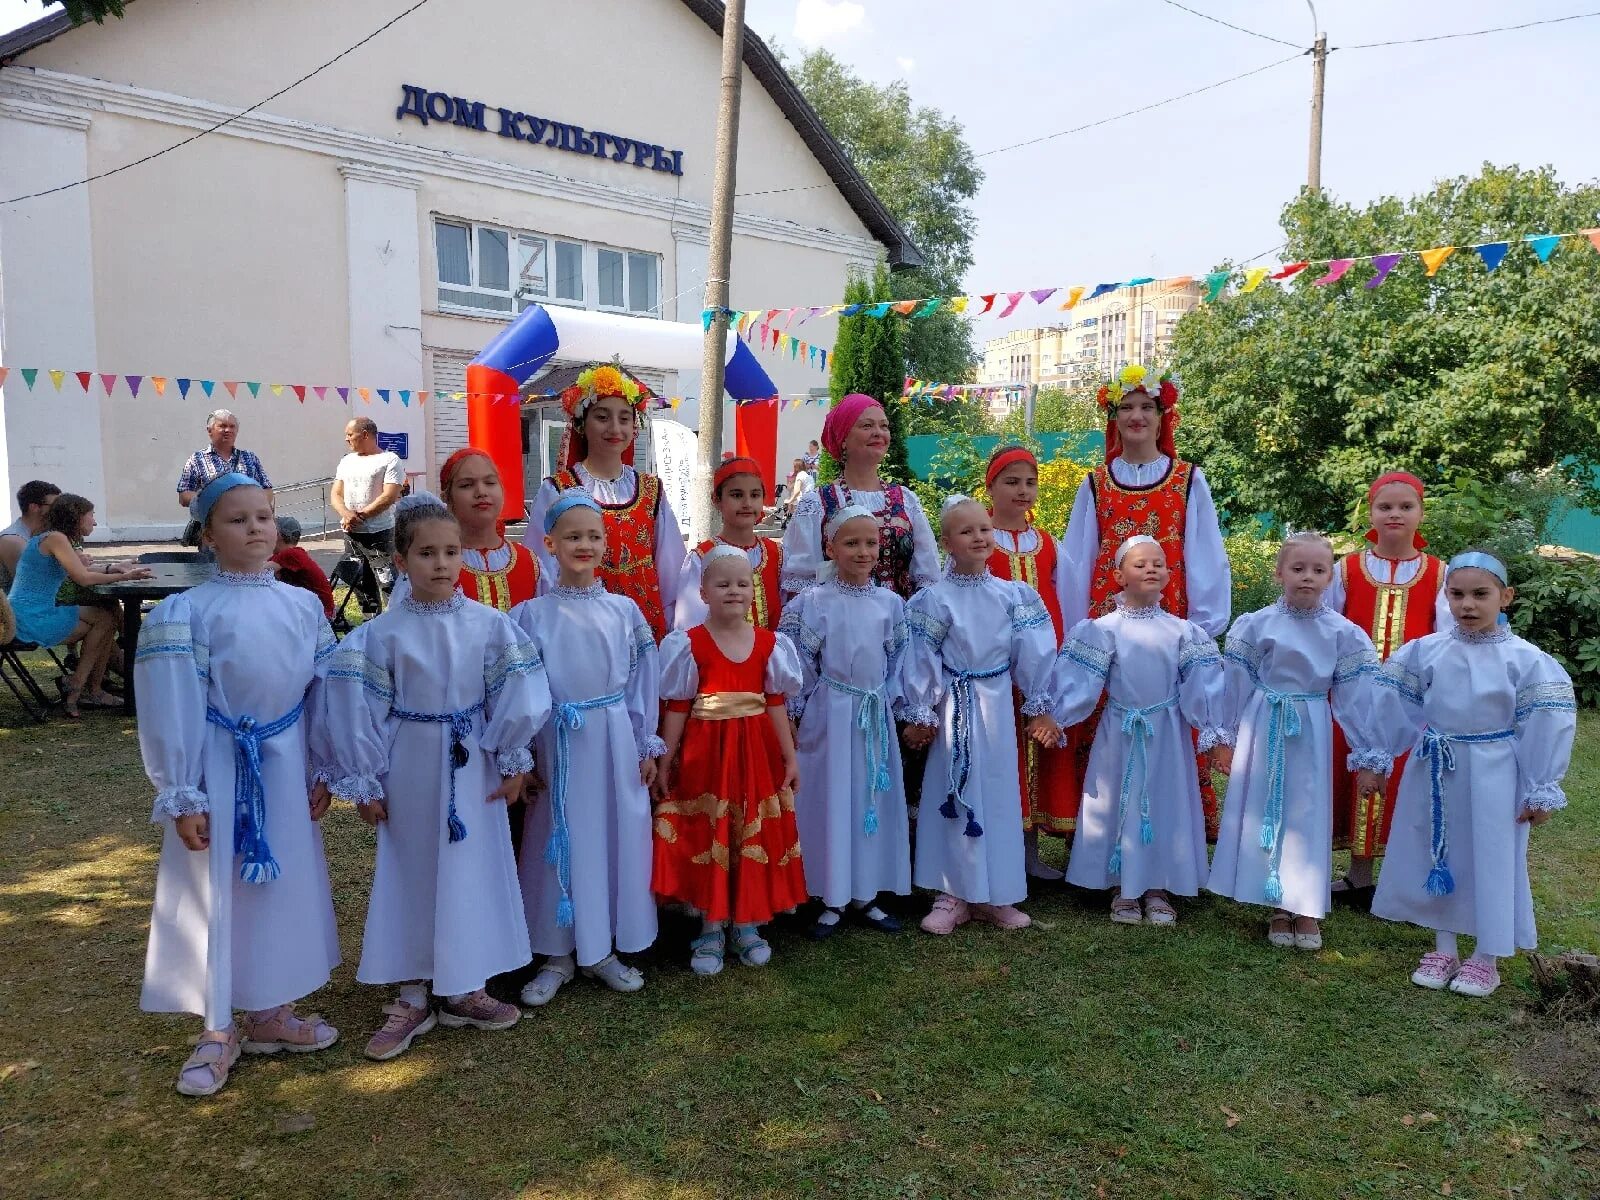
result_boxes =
[560,358,650,422]
[1096,363,1181,465]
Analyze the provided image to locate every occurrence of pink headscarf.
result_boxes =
[821,393,884,460]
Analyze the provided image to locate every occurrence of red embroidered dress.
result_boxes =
[651,626,808,924]
[1331,551,1444,855]
[1077,459,1220,837]
[694,537,784,630]
[987,526,1078,832]
[552,467,668,642]
[819,482,919,600]
[458,541,539,613]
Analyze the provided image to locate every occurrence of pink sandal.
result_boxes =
[176,1027,241,1097]
[241,1004,339,1054]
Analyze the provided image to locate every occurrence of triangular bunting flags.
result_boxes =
[789,339,799,360]
[1584,228,1600,254]
[1088,282,1119,300]
[1239,267,1271,294]
[839,304,862,317]
[1311,259,1355,287]
[378,389,390,404]
[75,371,92,392]
[418,391,428,405]
[1366,253,1404,288]
[1201,271,1231,303]
[1029,288,1057,305]
[1525,233,1561,263]
[399,390,410,407]
[0,367,8,389]
[1271,262,1309,280]
[337,387,350,403]
[913,298,942,317]
[177,378,192,398]
[1058,285,1086,311]
[890,300,916,315]
[152,376,167,396]
[950,296,969,314]
[270,384,284,397]
[1167,276,1194,289]
[1126,277,1154,287]
[201,380,215,398]
[1472,242,1509,272]
[358,388,371,404]
[998,292,1025,318]
[1419,246,1456,277]
[313,386,327,401]
[125,375,142,397]
[46,369,64,390]
[291,385,306,403]
[224,381,240,399]
[867,302,892,318]
[977,294,997,314]
[246,382,261,397]
[100,373,117,395]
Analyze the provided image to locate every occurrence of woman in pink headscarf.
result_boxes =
[780,393,940,601]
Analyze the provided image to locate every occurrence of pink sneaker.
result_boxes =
[364,1000,436,1061]
[920,894,971,935]
[971,903,1032,930]
[1409,951,1461,990]
[1448,958,1500,998]
[439,989,520,1031]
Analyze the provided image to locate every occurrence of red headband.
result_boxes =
[439,447,495,493]
[1365,471,1428,548]
[714,456,763,493]
[985,446,1037,489]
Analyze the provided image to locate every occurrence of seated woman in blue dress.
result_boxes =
[7,494,150,716]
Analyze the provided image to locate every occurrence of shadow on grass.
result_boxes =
[1,686,1596,1199]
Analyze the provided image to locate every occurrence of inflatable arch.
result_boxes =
[466,304,778,521]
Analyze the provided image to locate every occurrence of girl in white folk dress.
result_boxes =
[326,497,549,1061]
[1051,536,1229,926]
[902,497,1061,936]
[136,473,341,1098]
[510,491,666,1007]
[779,506,914,939]
[1357,550,1576,998]
[1207,532,1388,950]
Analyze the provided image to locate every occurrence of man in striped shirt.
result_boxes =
[176,409,272,546]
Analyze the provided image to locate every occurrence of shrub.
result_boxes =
[1226,531,1280,617]
[1509,553,1600,707]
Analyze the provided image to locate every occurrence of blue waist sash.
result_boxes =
[823,674,892,836]
[547,691,627,927]
[206,700,304,884]
[392,701,485,844]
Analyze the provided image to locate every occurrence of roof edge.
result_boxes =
[0,9,84,63]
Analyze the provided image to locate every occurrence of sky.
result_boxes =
[4,0,1598,348]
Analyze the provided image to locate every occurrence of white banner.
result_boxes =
[651,418,697,535]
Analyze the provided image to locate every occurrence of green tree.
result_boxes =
[1172,164,1600,530]
[786,49,982,394]
[19,0,126,23]
[991,384,1103,441]
[820,266,910,486]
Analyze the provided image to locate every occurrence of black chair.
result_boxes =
[0,594,55,723]
[137,551,198,564]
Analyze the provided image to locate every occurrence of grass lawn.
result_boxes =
[1,667,1596,1200]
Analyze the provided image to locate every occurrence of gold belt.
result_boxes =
[690,692,768,720]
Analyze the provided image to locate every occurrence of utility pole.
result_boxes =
[692,0,746,543]
[1306,5,1327,192]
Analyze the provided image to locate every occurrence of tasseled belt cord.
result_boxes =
[1417,725,1515,897]
[206,699,305,883]
[1105,694,1178,876]
[823,674,892,835]
[391,701,485,843]
[1255,687,1325,905]
[547,691,626,927]
[940,662,1011,838]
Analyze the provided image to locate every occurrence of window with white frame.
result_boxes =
[434,219,659,317]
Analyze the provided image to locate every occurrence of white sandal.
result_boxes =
[176,1028,241,1097]
[581,953,645,993]
[1110,897,1143,925]
[520,955,577,1007]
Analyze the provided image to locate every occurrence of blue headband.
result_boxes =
[544,489,602,534]
[192,472,263,527]
[1446,551,1508,586]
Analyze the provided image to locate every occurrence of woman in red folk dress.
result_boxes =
[673,456,784,632]
[524,362,687,642]
[652,547,805,975]
[984,445,1078,879]
[1326,471,1449,907]
[1060,365,1232,839]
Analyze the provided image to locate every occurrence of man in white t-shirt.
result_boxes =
[332,417,404,606]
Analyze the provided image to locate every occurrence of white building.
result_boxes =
[0,0,918,537]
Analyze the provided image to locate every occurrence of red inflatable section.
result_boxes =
[465,363,526,522]
[735,399,778,499]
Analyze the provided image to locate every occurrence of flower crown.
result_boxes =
[560,358,649,421]
[1096,364,1179,411]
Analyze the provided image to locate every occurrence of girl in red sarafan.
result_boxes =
[524,361,687,642]
[673,456,785,631]
[1060,365,1232,838]
[652,546,806,976]
[984,445,1078,879]
[1326,471,1449,906]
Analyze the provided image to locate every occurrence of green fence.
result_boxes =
[904,432,1104,481]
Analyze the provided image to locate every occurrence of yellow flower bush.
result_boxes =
[1032,457,1091,534]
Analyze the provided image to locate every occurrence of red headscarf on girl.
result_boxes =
[1364,471,1428,547]
[1096,365,1180,466]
